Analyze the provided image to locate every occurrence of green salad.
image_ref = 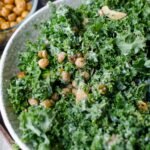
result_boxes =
[8,0,150,149]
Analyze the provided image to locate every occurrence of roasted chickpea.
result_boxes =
[28,98,38,106]
[1,21,10,30]
[99,84,107,95]
[15,0,26,11]
[4,0,14,4]
[13,7,23,16]
[1,7,10,17]
[17,71,25,78]
[137,101,148,112]
[15,0,25,4]
[38,50,48,58]
[76,89,88,102]
[10,21,17,27]
[38,58,49,69]
[61,71,71,82]
[21,10,28,18]
[0,2,4,8]
[62,88,71,95]
[75,57,85,68]
[0,17,6,23]
[81,71,90,80]
[16,16,23,23]
[40,100,54,108]
[5,4,14,10]
[8,13,16,21]
[57,52,66,63]
[14,0,19,3]
[51,93,59,101]
[27,2,32,11]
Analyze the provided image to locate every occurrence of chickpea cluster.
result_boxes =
[38,50,89,104]
[28,93,59,108]
[57,51,89,103]
[18,50,109,107]
[0,0,32,30]
[17,50,109,107]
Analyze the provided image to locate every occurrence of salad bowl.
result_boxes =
[0,0,149,149]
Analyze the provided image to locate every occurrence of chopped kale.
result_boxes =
[8,0,150,149]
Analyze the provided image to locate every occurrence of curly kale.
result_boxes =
[8,0,150,149]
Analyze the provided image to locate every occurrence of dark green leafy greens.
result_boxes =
[8,0,150,149]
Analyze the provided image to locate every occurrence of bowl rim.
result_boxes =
[0,0,39,33]
[0,1,60,149]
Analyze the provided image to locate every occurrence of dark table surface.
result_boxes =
[0,0,49,140]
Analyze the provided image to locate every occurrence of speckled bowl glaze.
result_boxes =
[0,0,84,149]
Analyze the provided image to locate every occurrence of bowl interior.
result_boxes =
[0,0,84,149]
